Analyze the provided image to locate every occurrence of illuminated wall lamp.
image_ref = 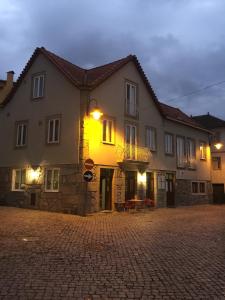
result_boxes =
[138,172,146,184]
[214,142,223,150]
[88,98,103,120]
[28,167,41,184]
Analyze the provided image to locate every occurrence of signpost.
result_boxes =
[83,170,93,182]
[82,158,95,216]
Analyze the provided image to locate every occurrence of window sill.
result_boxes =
[12,189,24,192]
[165,153,174,156]
[44,190,59,193]
[200,158,206,161]
[102,142,115,146]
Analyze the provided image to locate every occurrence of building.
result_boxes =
[0,47,212,214]
[0,71,14,104]
[193,113,225,204]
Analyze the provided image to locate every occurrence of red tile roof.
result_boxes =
[159,102,209,131]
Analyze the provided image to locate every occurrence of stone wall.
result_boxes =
[175,179,212,206]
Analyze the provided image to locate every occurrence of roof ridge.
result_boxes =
[40,47,85,71]
[87,55,133,71]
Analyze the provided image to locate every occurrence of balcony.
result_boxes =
[116,144,151,163]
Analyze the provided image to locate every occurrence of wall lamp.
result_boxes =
[214,142,223,150]
[87,98,103,120]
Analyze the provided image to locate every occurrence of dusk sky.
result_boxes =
[1,0,225,118]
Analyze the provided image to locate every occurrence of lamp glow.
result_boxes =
[215,143,223,150]
[28,167,41,183]
[90,108,103,120]
[138,172,146,184]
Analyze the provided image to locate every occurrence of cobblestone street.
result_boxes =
[0,205,225,299]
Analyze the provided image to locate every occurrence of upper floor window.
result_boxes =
[16,122,27,147]
[125,124,136,160]
[187,139,196,169]
[32,74,45,99]
[165,133,173,155]
[47,117,60,144]
[126,82,137,117]
[200,142,207,160]
[12,169,26,191]
[176,136,186,168]
[212,156,221,170]
[45,168,60,192]
[146,127,156,151]
[102,118,114,144]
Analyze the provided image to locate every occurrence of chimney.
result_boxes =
[6,71,14,87]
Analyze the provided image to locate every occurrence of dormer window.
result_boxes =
[32,73,45,99]
[126,82,137,117]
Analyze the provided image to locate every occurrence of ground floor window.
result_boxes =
[12,169,26,191]
[191,181,206,194]
[45,168,60,192]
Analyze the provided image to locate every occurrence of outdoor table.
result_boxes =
[128,199,145,211]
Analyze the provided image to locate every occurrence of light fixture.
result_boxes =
[28,167,41,183]
[88,98,103,120]
[138,172,146,184]
[214,142,223,150]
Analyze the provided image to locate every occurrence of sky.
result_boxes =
[1,0,225,118]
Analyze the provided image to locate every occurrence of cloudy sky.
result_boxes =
[1,0,225,118]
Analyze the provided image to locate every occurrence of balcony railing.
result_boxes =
[116,144,151,163]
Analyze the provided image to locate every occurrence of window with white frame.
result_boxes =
[125,124,136,160]
[176,136,186,168]
[32,74,45,99]
[187,139,196,169]
[146,127,156,151]
[47,118,60,143]
[16,122,27,147]
[102,118,114,144]
[165,133,173,155]
[192,181,206,194]
[200,142,207,160]
[126,82,137,117]
[45,168,60,192]
[12,169,26,191]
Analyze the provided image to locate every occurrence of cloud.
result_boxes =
[1,0,225,117]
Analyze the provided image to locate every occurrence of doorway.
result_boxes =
[212,184,225,204]
[166,173,175,207]
[125,171,137,200]
[100,168,114,210]
[146,172,154,200]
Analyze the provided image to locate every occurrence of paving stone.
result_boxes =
[0,205,225,299]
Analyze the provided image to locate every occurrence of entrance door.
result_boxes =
[166,173,175,207]
[212,184,225,204]
[100,168,114,210]
[125,171,137,200]
[146,172,154,200]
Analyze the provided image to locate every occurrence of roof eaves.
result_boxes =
[166,116,213,134]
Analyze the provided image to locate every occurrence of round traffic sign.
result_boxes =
[84,158,94,170]
[83,170,93,182]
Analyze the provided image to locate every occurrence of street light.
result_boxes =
[88,98,103,120]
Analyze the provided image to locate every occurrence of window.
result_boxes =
[199,182,206,194]
[126,82,137,117]
[32,74,45,99]
[176,137,186,168]
[45,168,60,192]
[157,174,165,190]
[12,169,26,191]
[212,157,221,170]
[192,182,198,193]
[16,122,27,147]
[187,139,196,169]
[165,133,173,155]
[47,118,60,143]
[125,124,136,160]
[146,127,156,151]
[200,142,207,160]
[102,118,114,144]
[192,181,206,194]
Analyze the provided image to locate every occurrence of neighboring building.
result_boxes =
[193,113,225,204]
[0,47,212,214]
[0,71,14,105]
